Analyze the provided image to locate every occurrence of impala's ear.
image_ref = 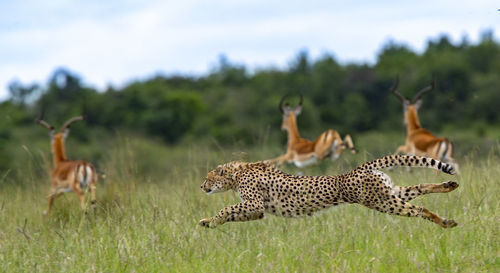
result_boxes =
[281,103,291,115]
[403,100,410,112]
[414,99,423,110]
[62,128,70,139]
[293,105,302,116]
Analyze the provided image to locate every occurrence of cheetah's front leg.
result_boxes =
[199,200,265,228]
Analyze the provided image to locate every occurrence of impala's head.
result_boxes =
[36,115,85,141]
[36,111,86,164]
[279,94,303,130]
[201,162,242,194]
[390,76,434,124]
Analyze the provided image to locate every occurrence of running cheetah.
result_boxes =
[199,155,459,228]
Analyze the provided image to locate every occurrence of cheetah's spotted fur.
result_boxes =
[199,155,459,228]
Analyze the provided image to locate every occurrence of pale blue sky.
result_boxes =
[0,0,498,100]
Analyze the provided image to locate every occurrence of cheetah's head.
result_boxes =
[201,164,235,194]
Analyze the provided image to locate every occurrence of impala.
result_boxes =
[391,77,459,171]
[36,113,98,215]
[271,94,356,167]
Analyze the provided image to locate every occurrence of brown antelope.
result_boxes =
[36,113,98,215]
[391,77,459,171]
[271,94,357,167]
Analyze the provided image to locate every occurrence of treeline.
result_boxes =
[1,32,499,171]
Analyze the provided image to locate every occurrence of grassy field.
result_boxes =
[0,134,499,272]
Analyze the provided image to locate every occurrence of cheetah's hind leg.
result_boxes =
[393,181,459,202]
[369,195,458,228]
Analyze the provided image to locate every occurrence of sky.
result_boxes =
[0,0,499,100]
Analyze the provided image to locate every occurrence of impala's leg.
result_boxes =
[314,129,343,160]
[44,189,57,216]
[72,183,86,211]
[272,154,289,165]
[44,179,63,216]
[90,175,97,210]
[77,191,85,210]
[294,152,319,165]
[447,159,459,175]
[395,143,407,154]
[199,200,265,228]
[342,134,357,154]
[369,196,457,228]
[406,144,415,155]
[313,130,336,160]
[443,144,460,174]
[270,152,293,166]
[392,181,459,202]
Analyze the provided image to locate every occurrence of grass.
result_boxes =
[0,135,499,272]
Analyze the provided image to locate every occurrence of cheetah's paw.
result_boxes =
[441,219,458,228]
[199,218,217,228]
[442,181,459,191]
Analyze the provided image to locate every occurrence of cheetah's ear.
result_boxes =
[216,167,224,176]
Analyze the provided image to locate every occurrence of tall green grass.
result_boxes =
[0,136,498,272]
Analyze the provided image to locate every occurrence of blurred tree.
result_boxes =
[376,40,419,78]
[2,31,500,152]
[466,30,499,73]
[209,54,248,87]
[8,80,40,106]
[145,91,203,143]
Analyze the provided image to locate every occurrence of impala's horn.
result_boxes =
[279,94,289,114]
[412,79,435,103]
[61,116,85,131]
[390,76,405,103]
[35,105,54,131]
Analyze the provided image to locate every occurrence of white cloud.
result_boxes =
[0,0,499,100]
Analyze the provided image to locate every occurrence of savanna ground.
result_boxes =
[0,132,499,272]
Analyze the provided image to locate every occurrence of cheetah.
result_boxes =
[199,155,459,228]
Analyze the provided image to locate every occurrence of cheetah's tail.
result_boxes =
[355,155,456,175]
